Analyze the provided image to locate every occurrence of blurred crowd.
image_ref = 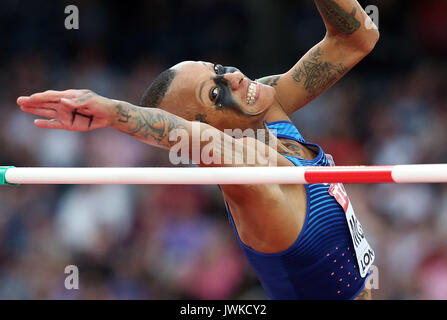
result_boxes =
[0,0,446,299]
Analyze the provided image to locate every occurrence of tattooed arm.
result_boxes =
[113,101,287,167]
[314,0,378,43]
[17,89,188,150]
[112,102,190,150]
[17,89,286,167]
[258,0,379,115]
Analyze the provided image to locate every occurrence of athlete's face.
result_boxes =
[161,61,276,131]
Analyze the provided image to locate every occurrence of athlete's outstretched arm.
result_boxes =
[17,90,284,167]
[258,0,379,115]
[17,90,186,149]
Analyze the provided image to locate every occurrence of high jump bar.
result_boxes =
[1,164,447,185]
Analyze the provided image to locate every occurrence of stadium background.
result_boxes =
[0,0,446,299]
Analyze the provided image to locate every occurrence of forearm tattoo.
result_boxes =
[292,47,347,99]
[265,76,281,88]
[315,0,361,35]
[115,103,188,148]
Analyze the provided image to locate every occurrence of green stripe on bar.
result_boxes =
[0,166,19,186]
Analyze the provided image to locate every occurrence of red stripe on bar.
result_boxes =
[304,166,395,184]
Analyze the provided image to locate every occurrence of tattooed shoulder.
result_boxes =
[257,75,281,88]
[277,139,304,158]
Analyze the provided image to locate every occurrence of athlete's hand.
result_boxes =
[17,89,115,131]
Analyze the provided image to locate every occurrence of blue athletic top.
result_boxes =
[222,121,368,300]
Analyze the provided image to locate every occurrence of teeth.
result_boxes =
[246,83,257,105]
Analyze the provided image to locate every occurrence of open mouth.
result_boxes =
[246,81,260,105]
